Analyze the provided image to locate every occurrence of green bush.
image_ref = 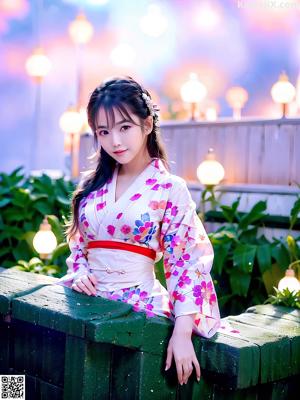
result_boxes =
[0,167,75,275]
[206,195,300,316]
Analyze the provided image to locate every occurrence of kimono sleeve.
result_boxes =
[56,229,90,288]
[160,179,221,338]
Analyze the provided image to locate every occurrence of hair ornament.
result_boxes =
[141,92,160,118]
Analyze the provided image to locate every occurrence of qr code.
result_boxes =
[0,375,25,399]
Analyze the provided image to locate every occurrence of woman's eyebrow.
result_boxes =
[97,119,131,129]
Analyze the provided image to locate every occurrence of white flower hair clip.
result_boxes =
[141,92,160,118]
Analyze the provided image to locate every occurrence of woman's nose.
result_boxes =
[111,131,121,147]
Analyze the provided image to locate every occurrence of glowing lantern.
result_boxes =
[226,86,248,120]
[271,72,296,118]
[205,106,218,121]
[180,73,207,120]
[33,217,57,259]
[197,148,225,186]
[278,269,300,292]
[59,106,83,134]
[140,4,168,37]
[25,47,51,82]
[69,12,94,44]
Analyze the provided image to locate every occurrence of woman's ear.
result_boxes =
[144,116,153,135]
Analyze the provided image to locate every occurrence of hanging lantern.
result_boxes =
[25,47,51,82]
[197,148,225,186]
[278,268,300,292]
[180,73,207,120]
[33,217,57,259]
[271,72,296,118]
[139,4,168,37]
[225,86,248,120]
[59,106,84,134]
[69,12,94,44]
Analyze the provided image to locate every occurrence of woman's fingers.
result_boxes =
[71,274,97,296]
[81,275,97,295]
[182,361,193,384]
[88,273,98,286]
[175,360,184,385]
[165,344,173,370]
[193,355,201,382]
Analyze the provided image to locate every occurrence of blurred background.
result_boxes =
[1,0,300,173]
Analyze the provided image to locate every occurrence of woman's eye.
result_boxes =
[98,130,109,136]
[121,125,131,132]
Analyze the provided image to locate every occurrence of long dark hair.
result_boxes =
[65,76,168,240]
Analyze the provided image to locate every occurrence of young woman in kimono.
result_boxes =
[57,76,221,385]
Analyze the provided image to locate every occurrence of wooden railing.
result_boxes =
[161,118,300,186]
[1,269,299,399]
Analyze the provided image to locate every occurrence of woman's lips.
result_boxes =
[113,150,127,154]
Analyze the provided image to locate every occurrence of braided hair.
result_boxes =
[65,76,168,239]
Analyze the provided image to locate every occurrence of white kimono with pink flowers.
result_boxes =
[57,158,222,338]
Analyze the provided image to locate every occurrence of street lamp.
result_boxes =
[271,72,296,118]
[59,106,84,179]
[197,148,225,186]
[25,47,51,82]
[25,47,51,170]
[68,12,94,45]
[180,73,207,120]
[278,266,300,292]
[33,217,57,259]
[225,86,248,120]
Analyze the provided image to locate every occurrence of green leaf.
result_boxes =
[229,270,251,297]
[233,244,256,273]
[12,241,32,262]
[239,201,267,230]
[50,242,69,261]
[213,243,231,275]
[0,198,11,208]
[47,215,65,244]
[33,201,53,215]
[220,198,240,223]
[271,244,290,271]
[257,244,272,274]
[290,197,300,229]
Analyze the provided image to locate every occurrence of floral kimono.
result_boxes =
[57,158,223,338]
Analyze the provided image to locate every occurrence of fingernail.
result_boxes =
[197,377,200,382]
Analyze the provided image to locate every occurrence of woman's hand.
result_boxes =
[71,273,98,296]
[165,315,201,385]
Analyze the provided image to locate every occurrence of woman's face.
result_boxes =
[95,106,152,166]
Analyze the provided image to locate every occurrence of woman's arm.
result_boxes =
[165,314,201,385]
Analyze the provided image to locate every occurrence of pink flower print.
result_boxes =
[96,201,106,211]
[199,233,206,241]
[151,184,160,191]
[146,178,157,185]
[171,206,178,217]
[193,285,204,306]
[121,224,131,234]
[159,200,167,209]
[130,193,142,201]
[145,303,155,317]
[117,212,123,219]
[73,262,80,272]
[107,225,115,236]
[79,235,84,243]
[165,271,171,279]
[139,291,148,301]
[201,281,217,305]
[173,290,185,302]
[149,200,159,210]
[178,270,191,288]
[161,182,172,189]
[83,220,89,228]
[154,159,160,169]
[87,192,95,199]
[166,201,172,209]
[96,188,108,197]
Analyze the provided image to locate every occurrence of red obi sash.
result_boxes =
[87,240,156,261]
